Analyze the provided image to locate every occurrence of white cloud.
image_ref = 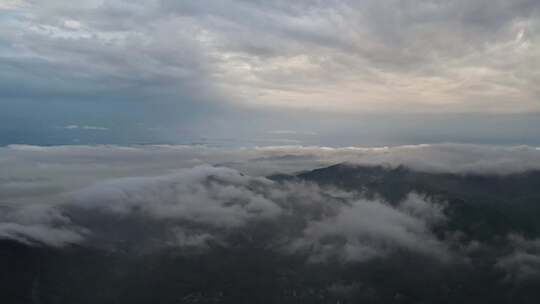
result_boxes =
[62,166,451,261]
[0,203,85,247]
[0,0,24,10]
[63,19,81,30]
[288,193,447,262]
[70,165,282,228]
[398,193,447,226]
[268,130,317,136]
[172,229,214,248]
[496,234,540,281]
[0,223,84,247]
[82,125,108,130]
[63,125,108,131]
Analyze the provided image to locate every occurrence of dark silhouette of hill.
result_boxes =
[273,164,540,239]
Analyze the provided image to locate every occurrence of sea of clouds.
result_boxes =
[1,143,540,276]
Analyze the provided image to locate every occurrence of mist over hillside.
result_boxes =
[1,144,540,303]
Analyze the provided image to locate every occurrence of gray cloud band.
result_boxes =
[1,0,539,112]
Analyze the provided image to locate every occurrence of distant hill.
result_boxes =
[270,163,540,239]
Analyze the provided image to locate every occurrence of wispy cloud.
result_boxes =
[63,125,109,131]
[268,130,317,136]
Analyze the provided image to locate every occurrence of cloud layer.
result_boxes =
[0,162,448,264]
[2,143,540,206]
[2,143,540,284]
[2,0,540,113]
[288,193,447,262]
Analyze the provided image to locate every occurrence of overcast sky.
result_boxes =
[1,0,540,146]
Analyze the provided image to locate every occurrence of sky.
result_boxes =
[1,0,540,146]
